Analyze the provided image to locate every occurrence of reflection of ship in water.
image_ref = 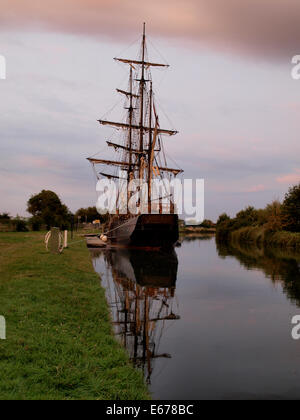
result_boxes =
[95,248,180,384]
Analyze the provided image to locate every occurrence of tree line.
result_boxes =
[0,190,109,232]
[216,183,300,245]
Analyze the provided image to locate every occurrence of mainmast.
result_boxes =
[127,65,135,209]
[126,66,135,211]
[138,22,146,180]
[148,81,153,213]
[128,66,133,173]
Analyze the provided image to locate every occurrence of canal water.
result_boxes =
[91,236,300,400]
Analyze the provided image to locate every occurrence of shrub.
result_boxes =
[14,219,29,232]
[217,213,230,225]
[264,200,283,231]
[235,206,259,227]
[200,219,215,228]
[30,216,42,231]
[0,213,10,221]
[282,183,300,232]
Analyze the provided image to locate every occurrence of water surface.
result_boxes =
[91,236,300,400]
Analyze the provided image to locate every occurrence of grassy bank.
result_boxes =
[180,226,216,235]
[218,225,300,251]
[216,184,300,251]
[0,232,149,400]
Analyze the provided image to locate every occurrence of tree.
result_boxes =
[200,219,215,228]
[75,207,100,223]
[75,207,109,224]
[217,213,230,225]
[265,200,283,231]
[0,213,10,221]
[235,206,259,226]
[13,217,28,232]
[27,190,72,230]
[282,183,300,232]
[0,213,10,220]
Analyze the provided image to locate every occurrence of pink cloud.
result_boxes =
[0,0,300,58]
[276,169,300,184]
[245,184,266,193]
[21,156,53,169]
[208,182,266,194]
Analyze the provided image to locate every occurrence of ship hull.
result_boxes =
[108,214,179,248]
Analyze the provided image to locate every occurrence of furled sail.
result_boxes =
[87,157,183,175]
[114,58,169,68]
[98,120,178,136]
[116,89,139,98]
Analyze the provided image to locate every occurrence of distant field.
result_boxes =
[0,231,149,400]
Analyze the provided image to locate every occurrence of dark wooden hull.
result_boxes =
[108,214,179,247]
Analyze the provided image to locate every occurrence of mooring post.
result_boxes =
[0,315,6,340]
[63,230,68,248]
[48,227,60,254]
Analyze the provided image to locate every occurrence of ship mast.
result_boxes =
[128,66,133,173]
[148,81,153,213]
[138,23,146,180]
[127,66,134,210]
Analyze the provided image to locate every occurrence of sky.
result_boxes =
[0,0,300,221]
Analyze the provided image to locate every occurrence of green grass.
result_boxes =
[0,232,150,400]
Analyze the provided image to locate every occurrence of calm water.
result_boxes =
[91,236,300,400]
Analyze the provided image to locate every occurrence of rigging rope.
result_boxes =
[147,37,170,67]
[102,217,137,238]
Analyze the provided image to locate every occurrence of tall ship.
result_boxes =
[88,24,183,247]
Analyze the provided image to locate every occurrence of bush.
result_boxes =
[235,206,259,227]
[0,213,10,221]
[263,200,283,231]
[282,183,300,232]
[30,216,42,231]
[14,219,29,232]
[200,219,215,228]
[217,213,230,225]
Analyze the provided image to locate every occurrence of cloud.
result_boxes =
[0,0,300,59]
[276,169,300,184]
[21,155,58,169]
[245,184,266,193]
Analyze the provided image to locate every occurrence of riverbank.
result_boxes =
[0,232,149,400]
[217,225,300,252]
[180,226,216,235]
